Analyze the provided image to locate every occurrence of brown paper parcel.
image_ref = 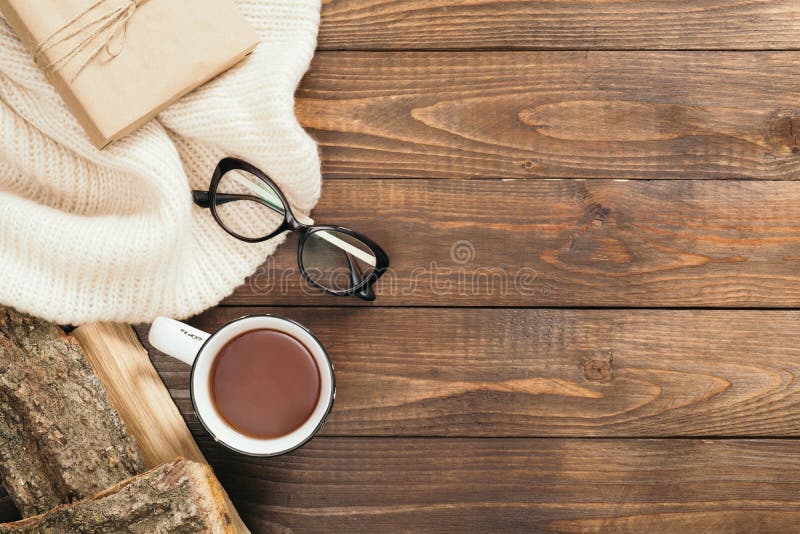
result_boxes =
[0,0,259,148]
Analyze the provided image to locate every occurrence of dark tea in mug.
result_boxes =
[209,329,321,439]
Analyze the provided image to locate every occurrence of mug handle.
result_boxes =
[148,317,210,365]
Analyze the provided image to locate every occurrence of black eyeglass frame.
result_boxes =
[193,157,389,301]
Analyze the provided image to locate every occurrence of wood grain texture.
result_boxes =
[223,179,800,307]
[197,436,800,533]
[297,51,800,180]
[319,0,800,50]
[72,323,249,534]
[139,308,800,437]
[0,460,235,533]
[73,324,208,468]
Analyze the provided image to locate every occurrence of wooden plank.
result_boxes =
[297,51,800,180]
[198,436,800,532]
[319,0,800,51]
[222,179,800,307]
[138,308,800,437]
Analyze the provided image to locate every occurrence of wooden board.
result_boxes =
[71,323,249,534]
[15,7,791,531]
[222,179,800,307]
[319,0,800,50]
[297,51,800,180]
[139,308,800,437]
[199,436,800,532]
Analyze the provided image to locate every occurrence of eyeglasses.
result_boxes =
[193,158,389,301]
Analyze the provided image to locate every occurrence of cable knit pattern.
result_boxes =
[0,0,322,324]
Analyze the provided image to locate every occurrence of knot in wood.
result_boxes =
[769,112,800,153]
[582,350,613,382]
[522,159,540,171]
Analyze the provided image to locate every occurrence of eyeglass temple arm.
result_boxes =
[191,190,212,207]
[192,190,377,267]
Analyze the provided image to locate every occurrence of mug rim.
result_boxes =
[189,314,335,457]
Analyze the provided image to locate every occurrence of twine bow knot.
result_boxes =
[33,0,148,80]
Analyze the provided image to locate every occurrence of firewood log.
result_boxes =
[0,458,233,533]
[73,322,250,532]
[0,307,144,516]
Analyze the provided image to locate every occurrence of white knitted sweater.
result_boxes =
[0,0,322,324]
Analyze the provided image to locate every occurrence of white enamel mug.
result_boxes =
[148,315,335,456]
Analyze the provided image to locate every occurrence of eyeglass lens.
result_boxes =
[214,168,286,239]
[214,168,379,293]
[301,230,377,293]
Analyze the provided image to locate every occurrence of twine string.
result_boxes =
[32,0,147,81]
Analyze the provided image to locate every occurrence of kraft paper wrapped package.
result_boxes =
[0,0,323,324]
[0,0,259,148]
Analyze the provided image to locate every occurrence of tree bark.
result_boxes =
[0,307,144,516]
[0,458,234,533]
[73,322,251,532]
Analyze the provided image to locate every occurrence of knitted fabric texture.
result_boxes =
[0,0,322,324]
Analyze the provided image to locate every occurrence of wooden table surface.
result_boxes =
[159,2,799,532]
